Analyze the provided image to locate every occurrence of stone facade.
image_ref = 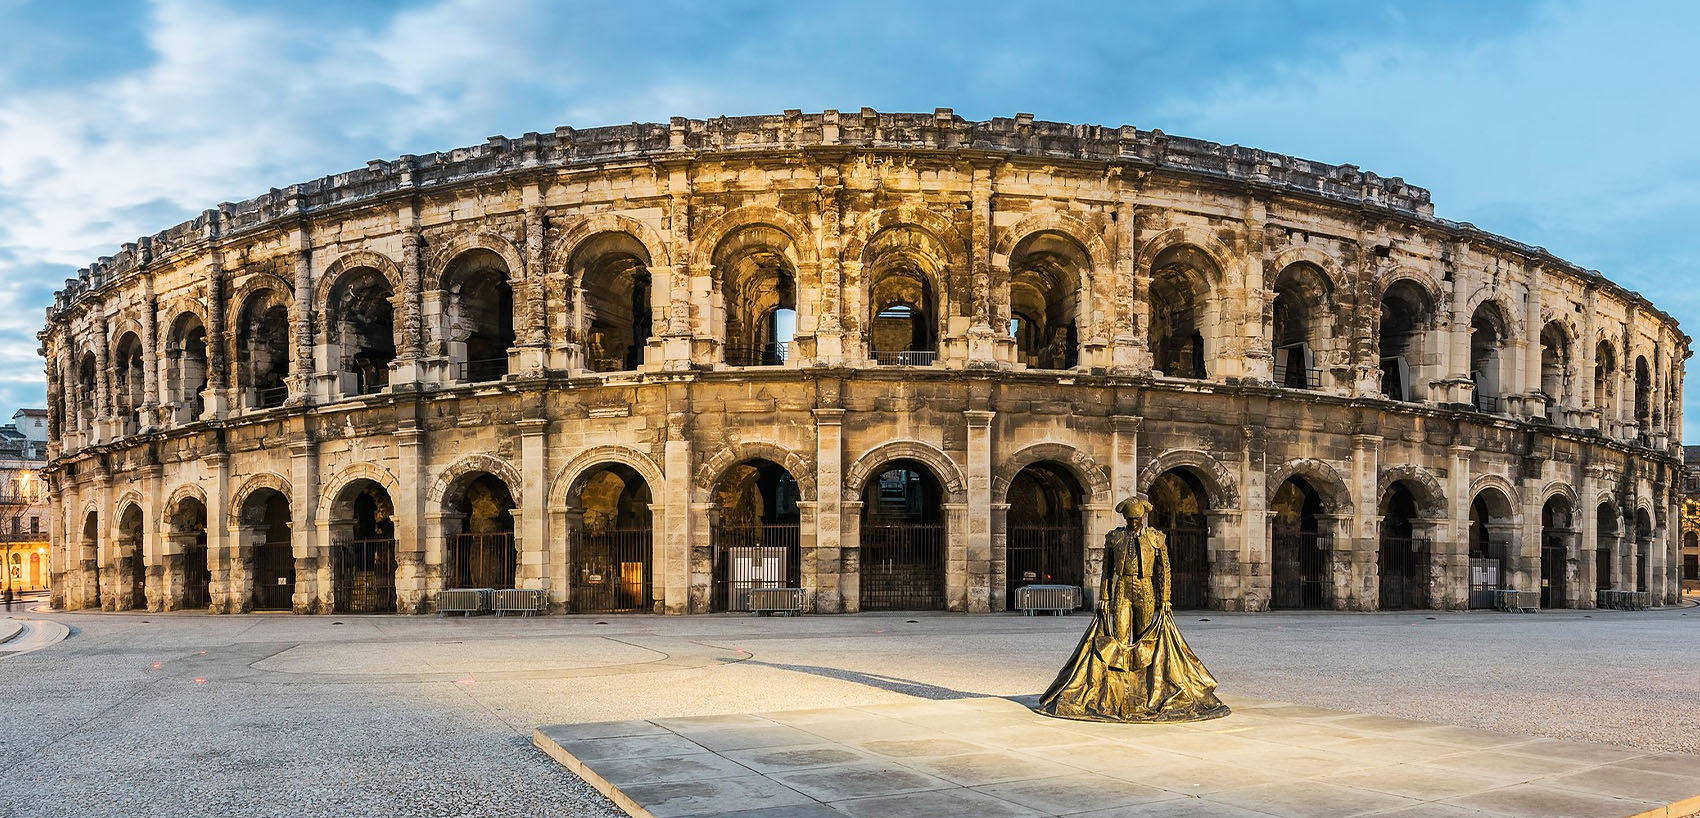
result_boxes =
[39,109,1688,615]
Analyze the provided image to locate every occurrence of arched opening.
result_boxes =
[1271,263,1331,389]
[1539,323,1571,422]
[1005,462,1085,604]
[81,510,100,606]
[1594,341,1616,422]
[1633,508,1653,592]
[1008,232,1086,370]
[444,249,514,382]
[1149,468,1211,610]
[1634,356,1652,436]
[716,226,798,367]
[573,233,652,373]
[866,227,945,366]
[1379,281,1433,401]
[1270,477,1328,609]
[1378,483,1427,610]
[859,459,946,610]
[1148,245,1215,379]
[113,332,144,433]
[329,480,397,613]
[444,473,517,590]
[568,464,653,613]
[1540,494,1574,609]
[1469,303,1508,413]
[119,504,146,610]
[710,459,800,611]
[235,289,291,409]
[1468,489,1515,608]
[170,496,210,610]
[326,268,395,396]
[1596,502,1618,592]
[239,488,293,610]
[165,313,208,423]
[1683,530,1698,582]
[76,352,97,431]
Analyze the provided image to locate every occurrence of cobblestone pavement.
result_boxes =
[1,603,1695,817]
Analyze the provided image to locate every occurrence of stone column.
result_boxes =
[841,499,863,612]
[288,435,319,613]
[141,278,159,428]
[1206,509,1244,610]
[813,408,845,612]
[689,501,714,613]
[395,426,426,612]
[142,464,162,611]
[963,160,1000,363]
[661,403,692,614]
[289,227,314,405]
[1323,512,1356,610]
[807,170,847,364]
[1242,427,1271,610]
[964,410,994,612]
[1578,469,1600,608]
[1443,445,1473,608]
[204,253,230,418]
[204,452,232,612]
[513,201,549,377]
[393,213,428,386]
[93,314,111,441]
[1112,200,1142,369]
[1351,434,1381,609]
[517,418,550,595]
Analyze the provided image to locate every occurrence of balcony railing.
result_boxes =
[724,342,789,367]
[1473,393,1500,413]
[256,385,288,409]
[1273,363,1322,389]
[457,357,508,383]
[874,350,938,366]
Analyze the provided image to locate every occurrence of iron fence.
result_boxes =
[458,357,508,383]
[1006,525,1083,605]
[1540,541,1567,609]
[1468,555,1502,609]
[449,532,515,590]
[860,523,945,610]
[256,385,288,409]
[332,537,397,613]
[713,524,799,612]
[1273,363,1322,389]
[1379,536,1428,610]
[1473,393,1501,413]
[1272,532,1330,609]
[873,350,938,366]
[724,342,790,367]
[571,528,653,613]
[251,541,295,610]
[1162,527,1210,610]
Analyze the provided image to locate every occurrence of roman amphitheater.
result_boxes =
[39,109,1687,616]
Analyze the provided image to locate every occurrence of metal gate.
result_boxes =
[449,532,514,589]
[1163,527,1209,610]
[1379,536,1428,610]
[251,541,295,609]
[1006,525,1083,605]
[183,540,210,609]
[128,552,146,609]
[1469,556,1502,608]
[860,523,945,611]
[333,537,397,613]
[1272,532,1330,609]
[1595,546,1612,590]
[713,524,799,612]
[1540,542,1566,609]
[571,528,653,613]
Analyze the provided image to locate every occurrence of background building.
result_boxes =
[39,111,1689,615]
[1,408,49,593]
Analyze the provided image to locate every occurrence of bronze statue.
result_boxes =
[1034,495,1230,723]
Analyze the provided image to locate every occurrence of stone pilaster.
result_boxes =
[964,409,994,612]
[813,408,846,613]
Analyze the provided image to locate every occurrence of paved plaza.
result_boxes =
[1,604,1698,817]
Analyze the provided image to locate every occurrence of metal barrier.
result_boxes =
[492,588,548,616]
[256,385,288,408]
[1493,589,1538,613]
[724,342,789,367]
[1597,589,1651,610]
[438,588,492,616]
[1273,363,1322,389]
[747,587,805,616]
[1014,584,1079,616]
[873,350,938,366]
[1006,525,1084,605]
[457,357,508,383]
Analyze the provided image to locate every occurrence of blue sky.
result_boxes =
[1,0,1696,435]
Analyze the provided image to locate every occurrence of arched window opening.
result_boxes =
[710,459,800,611]
[165,314,208,423]
[1539,323,1570,422]
[1271,263,1331,389]
[1150,469,1211,610]
[860,460,946,610]
[81,511,100,607]
[1593,341,1616,419]
[1379,281,1433,401]
[119,504,146,611]
[1540,495,1573,609]
[235,291,290,409]
[1005,463,1085,605]
[239,489,293,611]
[1270,477,1328,609]
[1378,484,1427,610]
[76,353,98,431]
[330,480,397,613]
[716,226,798,367]
[1634,355,1652,435]
[1148,245,1214,379]
[446,473,517,590]
[327,268,395,396]
[569,464,653,613]
[1633,508,1653,592]
[1008,232,1086,370]
[1469,304,1508,413]
[1595,503,1617,592]
[444,250,514,382]
[1467,490,1514,607]
[1683,530,1698,582]
[865,226,946,367]
[170,497,210,610]
[573,233,652,373]
[113,332,144,433]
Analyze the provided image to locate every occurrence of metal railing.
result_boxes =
[860,522,946,611]
[873,350,938,366]
[1378,536,1428,610]
[458,357,508,383]
[724,342,790,367]
[332,537,397,614]
[1468,555,1502,609]
[1006,525,1084,606]
[1473,393,1501,413]
[713,523,799,612]
[570,528,654,613]
[1273,363,1322,389]
[256,385,288,409]
[449,532,515,590]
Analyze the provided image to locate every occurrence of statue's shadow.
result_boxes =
[746,659,1036,707]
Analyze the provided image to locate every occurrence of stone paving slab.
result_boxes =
[535,695,1700,818]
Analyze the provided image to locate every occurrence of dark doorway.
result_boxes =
[711,459,800,612]
[1378,484,1427,610]
[1005,463,1085,605]
[1468,490,1513,608]
[173,498,210,610]
[1540,496,1573,609]
[570,464,653,613]
[1150,468,1211,609]
[332,480,397,613]
[859,460,946,611]
[1271,477,1328,609]
[447,474,516,589]
[119,504,146,610]
[246,491,294,610]
[1596,503,1617,591]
